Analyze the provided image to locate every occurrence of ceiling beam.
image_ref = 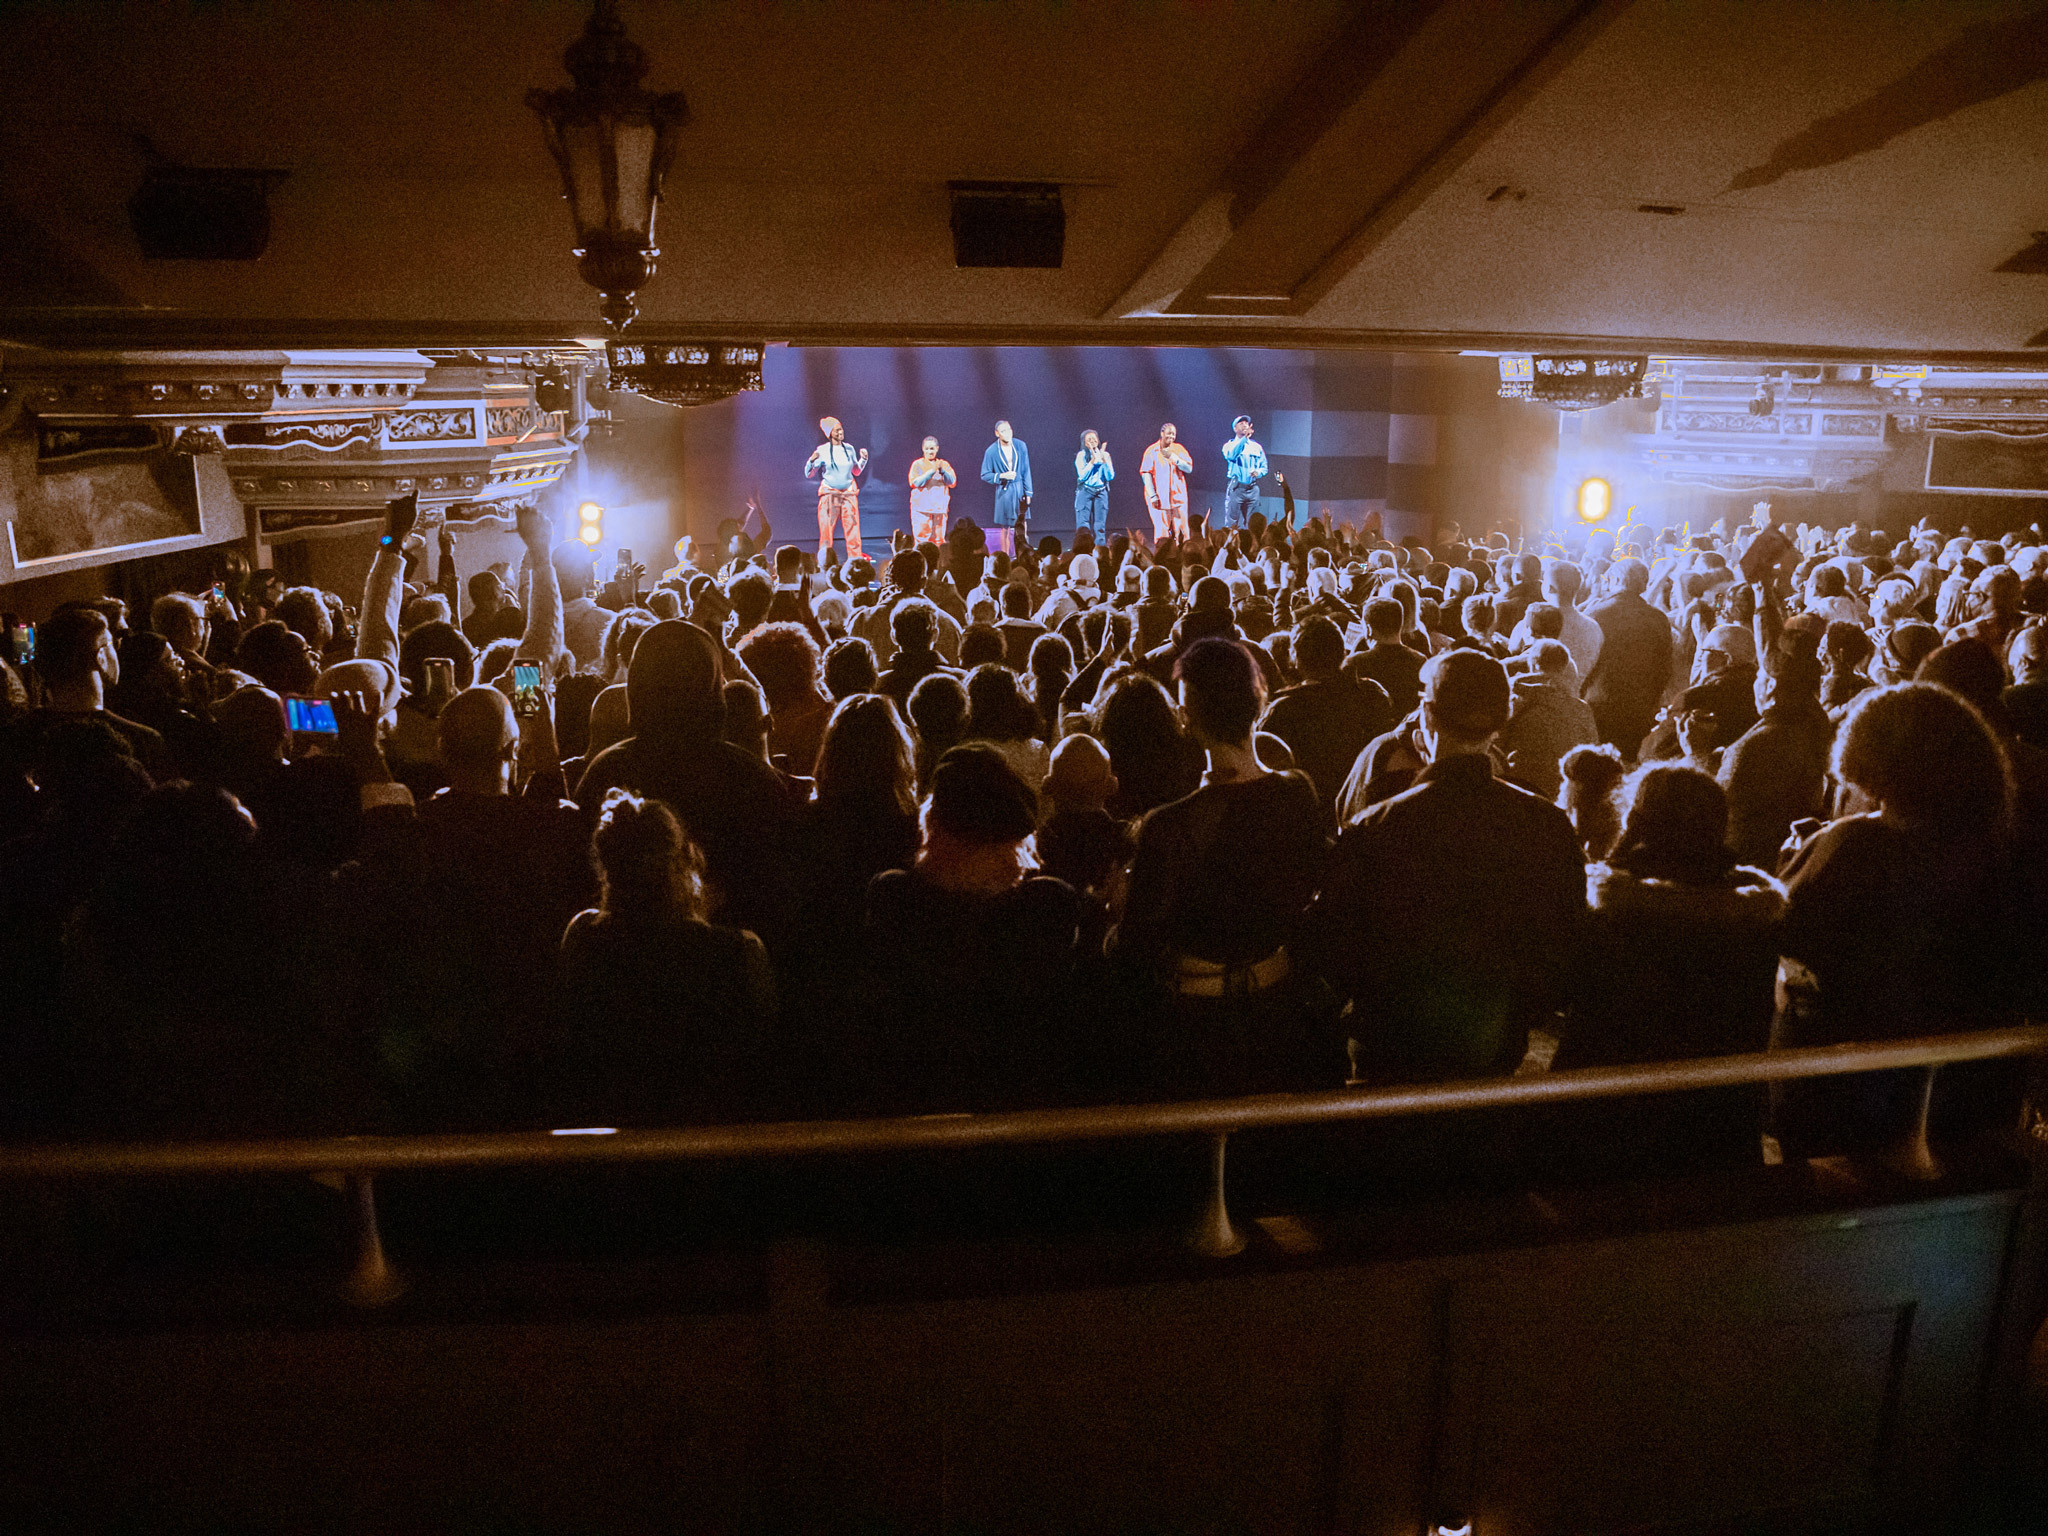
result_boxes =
[9,316,2048,370]
[1133,0,1633,318]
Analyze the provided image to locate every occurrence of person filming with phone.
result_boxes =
[323,666,592,1127]
[4,605,168,782]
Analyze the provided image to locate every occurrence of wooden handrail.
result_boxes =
[2,1025,2042,1181]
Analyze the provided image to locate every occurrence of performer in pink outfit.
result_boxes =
[907,436,956,546]
[1139,422,1194,542]
[804,415,868,562]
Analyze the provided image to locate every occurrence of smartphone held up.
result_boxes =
[511,659,545,719]
[284,695,339,737]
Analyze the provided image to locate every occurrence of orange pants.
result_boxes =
[817,488,862,561]
[1148,502,1189,542]
[912,510,948,546]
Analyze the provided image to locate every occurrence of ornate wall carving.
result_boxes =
[385,408,476,442]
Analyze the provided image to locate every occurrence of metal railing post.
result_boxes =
[1187,1131,1246,1258]
[1878,1066,1944,1183]
[342,1171,405,1307]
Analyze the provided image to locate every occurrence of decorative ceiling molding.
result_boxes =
[0,347,588,521]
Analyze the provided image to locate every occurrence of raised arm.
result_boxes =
[516,675,568,801]
[515,506,565,673]
[356,492,416,668]
[1752,580,1784,671]
[434,524,461,616]
[793,573,830,652]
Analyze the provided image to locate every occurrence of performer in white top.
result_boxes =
[804,416,868,562]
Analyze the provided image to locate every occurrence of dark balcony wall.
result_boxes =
[0,1184,2029,1534]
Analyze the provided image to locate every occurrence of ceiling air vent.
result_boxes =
[949,182,1064,269]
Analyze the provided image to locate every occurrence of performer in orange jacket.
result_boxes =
[907,436,957,545]
[1139,423,1194,542]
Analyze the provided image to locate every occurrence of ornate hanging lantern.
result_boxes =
[527,0,689,334]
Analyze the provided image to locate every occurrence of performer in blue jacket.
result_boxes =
[979,419,1033,555]
[1074,429,1114,543]
[1220,415,1268,530]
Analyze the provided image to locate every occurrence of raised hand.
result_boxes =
[693,583,734,628]
[382,491,419,549]
[328,689,392,782]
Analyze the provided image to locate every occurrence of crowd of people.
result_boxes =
[2,490,2042,1191]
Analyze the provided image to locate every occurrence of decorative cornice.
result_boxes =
[1924,416,2048,438]
[1671,411,1812,435]
[386,407,476,442]
[485,403,563,439]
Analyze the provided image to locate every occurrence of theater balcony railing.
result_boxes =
[1,1025,2044,1308]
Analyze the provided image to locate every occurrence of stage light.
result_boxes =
[577,502,604,546]
[1576,477,1612,523]
[578,524,602,547]
[579,501,603,524]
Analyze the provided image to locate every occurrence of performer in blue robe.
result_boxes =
[979,419,1033,555]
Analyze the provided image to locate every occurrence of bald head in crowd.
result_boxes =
[625,620,724,738]
[2012,623,2048,684]
[439,686,519,792]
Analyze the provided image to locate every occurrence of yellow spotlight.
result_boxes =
[1576,476,1611,523]
[578,501,603,524]
[577,523,602,546]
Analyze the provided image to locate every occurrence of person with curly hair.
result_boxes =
[736,621,831,775]
[1774,683,2019,1161]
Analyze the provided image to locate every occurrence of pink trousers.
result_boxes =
[817,489,863,561]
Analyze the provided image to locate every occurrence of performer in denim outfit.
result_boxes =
[1220,415,1267,531]
[1073,429,1114,542]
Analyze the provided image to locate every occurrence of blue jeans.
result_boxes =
[1075,487,1109,540]
[1223,481,1261,529]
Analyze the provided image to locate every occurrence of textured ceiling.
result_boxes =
[0,0,2042,359]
